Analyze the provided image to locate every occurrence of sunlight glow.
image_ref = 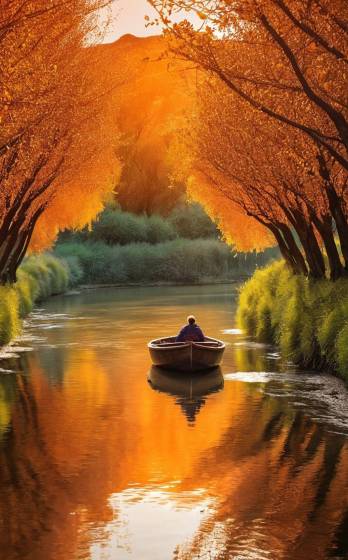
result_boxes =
[102,0,201,43]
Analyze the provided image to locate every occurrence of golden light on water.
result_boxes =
[0,287,347,559]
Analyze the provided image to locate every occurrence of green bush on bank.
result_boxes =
[55,239,275,284]
[0,254,70,346]
[0,286,21,347]
[237,261,348,382]
[58,203,220,246]
[168,203,220,239]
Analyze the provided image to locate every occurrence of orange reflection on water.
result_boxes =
[0,285,347,560]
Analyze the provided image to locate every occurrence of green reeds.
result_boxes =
[238,261,348,382]
[0,254,71,346]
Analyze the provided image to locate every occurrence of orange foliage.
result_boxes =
[187,174,275,252]
[0,0,120,280]
[94,33,195,214]
[151,0,348,279]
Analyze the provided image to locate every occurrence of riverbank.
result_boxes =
[237,261,348,383]
[0,255,70,346]
[0,247,259,350]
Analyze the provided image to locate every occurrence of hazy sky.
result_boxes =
[103,0,199,43]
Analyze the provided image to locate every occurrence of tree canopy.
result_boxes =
[150,0,348,279]
[0,0,120,283]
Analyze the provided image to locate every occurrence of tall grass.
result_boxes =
[0,254,71,346]
[0,286,21,346]
[237,261,348,382]
[55,239,275,285]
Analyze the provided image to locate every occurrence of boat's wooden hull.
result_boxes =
[148,336,225,372]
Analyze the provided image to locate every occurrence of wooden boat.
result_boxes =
[148,336,225,372]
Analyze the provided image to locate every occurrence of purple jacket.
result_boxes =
[176,324,205,342]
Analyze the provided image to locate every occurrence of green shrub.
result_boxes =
[55,238,270,285]
[146,215,176,244]
[168,202,220,239]
[21,257,52,299]
[54,242,94,264]
[336,324,348,382]
[0,286,20,346]
[255,299,273,342]
[91,209,149,245]
[318,304,347,367]
[61,256,84,287]
[279,280,304,363]
[44,254,69,294]
[58,203,221,246]
[238,261,348,383]
[16,270,38,315]
[0,254,71,347]
[20,254,70,300]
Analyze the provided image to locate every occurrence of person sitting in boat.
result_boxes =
[176,315,205,343]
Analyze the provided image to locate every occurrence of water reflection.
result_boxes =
[0,285,346,560]
[148,366,224,425]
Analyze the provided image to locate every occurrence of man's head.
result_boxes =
[187,315,196,325]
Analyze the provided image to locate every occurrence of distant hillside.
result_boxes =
[95,34,195,215]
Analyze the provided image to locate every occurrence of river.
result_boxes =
[0,284,347,560]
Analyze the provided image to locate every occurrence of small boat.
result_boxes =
[148,336,225,372]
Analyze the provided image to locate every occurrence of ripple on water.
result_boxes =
[234,341,270,349]
[222,328,243,335]
[0,367,16,374]
[0,344,33,360]
[224,370,348,435]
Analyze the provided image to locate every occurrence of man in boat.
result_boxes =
[176,315,205,343]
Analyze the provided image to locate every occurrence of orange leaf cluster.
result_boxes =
[0,0,120,282]
[151,0,348,280]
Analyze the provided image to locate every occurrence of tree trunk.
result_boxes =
[266,222,300,274]
[3,207,45,285]
[326,186,348,271]
[0,206,45,285]
[253,213,307,275]
[277,223,308,275]
[317,152,348,271]
[312,214,344,280]
[285,209,326,279]
[301,223,326,279]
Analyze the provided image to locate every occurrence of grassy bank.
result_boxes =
[0,254,71,346]
[55,239,275,284]
[237,261,348,382]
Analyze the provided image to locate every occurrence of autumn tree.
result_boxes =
[187,79,348,279]
[0,0,120,284]
[150,0,348,165]
[150,0,348,279]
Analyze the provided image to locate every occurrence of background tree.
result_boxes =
[98,33,195,215]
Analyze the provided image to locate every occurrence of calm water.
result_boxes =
[0,284,348,560]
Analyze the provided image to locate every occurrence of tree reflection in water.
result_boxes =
[0,286,346,560]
